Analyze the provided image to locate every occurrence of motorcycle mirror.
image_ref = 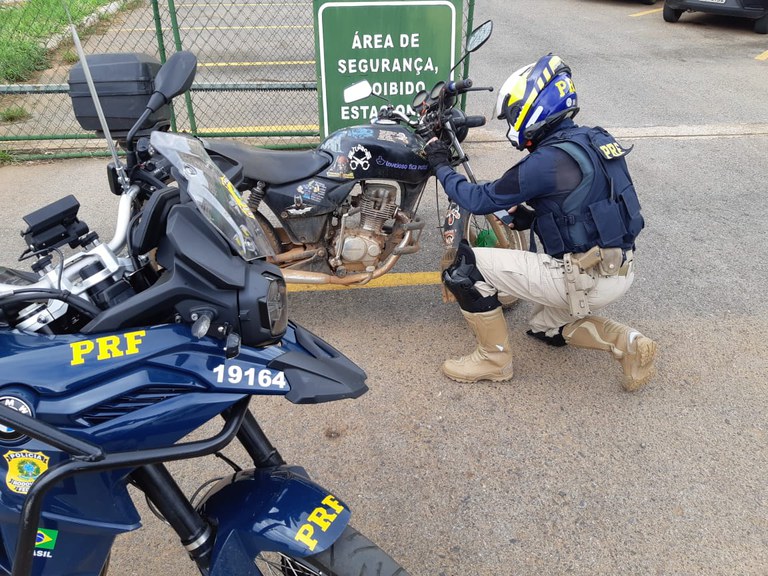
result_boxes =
[450,19,493,75]
[343,80,373,103]
[466,20,493,53]
[146,51,198,112]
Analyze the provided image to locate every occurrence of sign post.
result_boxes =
[314,0,463,138]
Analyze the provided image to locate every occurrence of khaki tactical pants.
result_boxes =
[472,248,635,337]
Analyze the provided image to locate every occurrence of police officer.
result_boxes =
[425,54,657,392]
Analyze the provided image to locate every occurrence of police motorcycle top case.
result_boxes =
[520,124,645,257]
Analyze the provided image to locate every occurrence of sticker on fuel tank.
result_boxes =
[348,145,371,171]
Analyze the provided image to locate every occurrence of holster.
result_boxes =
[562,253,594,318]
[563,247,633,318]
[573,246,630,277]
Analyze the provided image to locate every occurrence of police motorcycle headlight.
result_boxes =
[262,272,288,336]
[238,264,288,346]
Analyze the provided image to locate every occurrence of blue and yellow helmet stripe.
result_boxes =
[509,54,571,132]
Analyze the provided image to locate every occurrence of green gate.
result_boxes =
[0,0,475,160]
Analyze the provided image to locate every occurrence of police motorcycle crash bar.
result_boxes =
[0,36,410,576]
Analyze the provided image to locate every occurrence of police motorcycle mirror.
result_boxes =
[343,79,374,103]
[146,51,197,113]
[125,51,197,165]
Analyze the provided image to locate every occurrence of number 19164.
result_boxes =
[213,364,287,388]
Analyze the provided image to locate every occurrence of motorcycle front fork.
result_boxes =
[129,409,285,573]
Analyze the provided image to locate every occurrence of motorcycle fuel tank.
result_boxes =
[320,124,430,184]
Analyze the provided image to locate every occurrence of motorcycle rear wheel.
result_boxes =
[463,213,528,307]
[254,525,409,575]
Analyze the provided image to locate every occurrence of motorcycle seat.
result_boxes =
[204,139,333,186]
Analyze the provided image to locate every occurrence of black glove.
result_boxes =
[496,204,536,230]
[424,140,452,170]
[507,204,536,230]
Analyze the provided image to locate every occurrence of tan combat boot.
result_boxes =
[442,308,514,383]
[562,316,658,392]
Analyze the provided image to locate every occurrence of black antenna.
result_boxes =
[60,0,129,193]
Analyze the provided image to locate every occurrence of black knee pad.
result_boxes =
[442,240,501,313]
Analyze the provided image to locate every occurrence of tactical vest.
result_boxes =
[527,125,644,257]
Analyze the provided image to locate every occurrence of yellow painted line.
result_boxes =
[287,271,442,292]
[757,50,768,61]
[198,60,314,67]
[630,7,662,16]
[200,124,318,133]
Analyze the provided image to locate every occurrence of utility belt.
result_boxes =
[562,247,634,318]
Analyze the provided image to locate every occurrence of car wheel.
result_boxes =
[663,4,683,22]
[754,14,768,34]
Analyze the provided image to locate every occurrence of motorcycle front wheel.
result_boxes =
[254,525,409,575]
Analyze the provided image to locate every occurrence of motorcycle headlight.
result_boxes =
[260,273,287,337]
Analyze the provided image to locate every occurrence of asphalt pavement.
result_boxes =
[1,1,768,575]
[2,121,768,575]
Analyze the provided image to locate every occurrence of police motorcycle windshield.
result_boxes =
[151,131,275,260]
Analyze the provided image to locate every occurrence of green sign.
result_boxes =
[314,0,463,137]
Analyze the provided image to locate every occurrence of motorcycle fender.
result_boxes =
[199,465,351,571]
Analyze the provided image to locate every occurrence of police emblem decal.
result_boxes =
[4,450,50,494]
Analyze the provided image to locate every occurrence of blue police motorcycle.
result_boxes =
[0,52,408,576]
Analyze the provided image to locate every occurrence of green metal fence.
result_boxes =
[0,0,474,159]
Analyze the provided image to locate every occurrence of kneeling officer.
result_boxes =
[425,54,657,391]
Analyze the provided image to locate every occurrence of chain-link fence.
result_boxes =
[0,0,475,159]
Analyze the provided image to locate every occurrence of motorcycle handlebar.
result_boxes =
[451,114,487,130]
[446,78,473,94]
[463,115,486,128]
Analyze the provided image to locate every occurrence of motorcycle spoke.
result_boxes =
[254,552,326,576]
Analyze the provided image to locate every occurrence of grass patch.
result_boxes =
[0,106,32,122]
[0,150,15,164]
[0,0,122,82]
[61,49,80,64]
[0,40,50,83]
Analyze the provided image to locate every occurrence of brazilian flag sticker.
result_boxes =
[35,528,58,550]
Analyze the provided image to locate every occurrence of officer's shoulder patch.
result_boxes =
[588,127,633,160]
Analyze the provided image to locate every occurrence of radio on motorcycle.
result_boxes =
[1,37,410,576]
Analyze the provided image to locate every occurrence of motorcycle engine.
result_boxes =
[336,183,398,271]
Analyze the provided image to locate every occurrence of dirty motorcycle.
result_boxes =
[204,19,526,290]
